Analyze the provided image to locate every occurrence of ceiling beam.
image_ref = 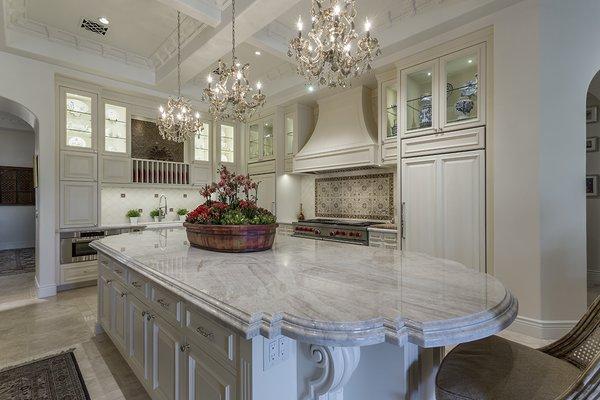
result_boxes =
[155,0,222,27]
[246,22,294,63]
[156,0,302,87]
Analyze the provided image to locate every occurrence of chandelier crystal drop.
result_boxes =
[158,11,203,143]
[288,0,381,88]
[202,0,266,122]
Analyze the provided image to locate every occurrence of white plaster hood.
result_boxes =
[293,86,378,172]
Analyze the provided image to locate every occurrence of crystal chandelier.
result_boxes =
[158,11,203,143]
[288,0,381,88]
[202,0,266,122]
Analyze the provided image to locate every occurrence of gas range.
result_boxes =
[292,219,377,246]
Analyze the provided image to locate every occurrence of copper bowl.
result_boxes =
[183,222,278,252]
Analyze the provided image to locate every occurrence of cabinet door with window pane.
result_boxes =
[194,122,211,163]
[60,87,98,151]
[261,118,274,160]
[219,123,235,165]
[401,60,438,137]
[248,123,260,162]
[102,102,129,155]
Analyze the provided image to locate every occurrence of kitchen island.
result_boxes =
[91,227,517,400]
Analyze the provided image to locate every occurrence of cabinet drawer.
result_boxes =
[183,304,236,366]
[284,157,293,172]
[248,159,275,175]
[111,261,128,282]
[60,262,98,284]
[381,141,397,162]
[149,284,181,324]
[128,269,148,298]
[401,126,484,158]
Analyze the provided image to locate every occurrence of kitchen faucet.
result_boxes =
[158,194,168,221]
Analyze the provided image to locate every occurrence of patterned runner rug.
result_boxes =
[0,247,35,276]
[0,351,89,400]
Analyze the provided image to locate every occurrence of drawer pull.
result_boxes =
[115,269,123,275]
[131,281,143,288]
[156,298,170,308]
[180,344,190,353]
[120,292,127,298]
[146,313,155,321]
[196,326,215,341]
[142,311,147,317]
[106,279,113,285]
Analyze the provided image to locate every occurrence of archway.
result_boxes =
[0,96,40,286]
[586,72,600,305]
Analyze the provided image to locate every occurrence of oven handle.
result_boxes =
[70,237,103,243]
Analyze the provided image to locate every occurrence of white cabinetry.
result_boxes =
[150,314,182,400]
[283,104,313,172]
[111,280,128,351]
[60,151,97,181]
[182,341,237,400]
[376,71,398,164]
[251,173,276,214]
[60,181,98,227]
[401,150,485,271]
[127,294,150,383]
[247,115,275,172]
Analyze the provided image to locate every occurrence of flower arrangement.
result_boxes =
[186,166,276,226]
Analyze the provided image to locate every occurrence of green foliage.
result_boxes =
[177,208,188,216]
[220,209,249,225]
[149,209,160,218]
[249,210,276,225]
[126,209,141,218]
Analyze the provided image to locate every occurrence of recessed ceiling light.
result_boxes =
[427,72,431,76]
[307,85,315,92]
[254,51,261,56]
[98,16,109,25]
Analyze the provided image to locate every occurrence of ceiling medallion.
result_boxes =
[158,11,203,143]
[288,0,382,88]
[202,0,266,122]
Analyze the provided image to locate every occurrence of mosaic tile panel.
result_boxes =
[131,119,184,162]
[315,173,394,220]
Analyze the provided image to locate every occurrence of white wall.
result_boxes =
[587,93,600,279]
[0,127,35,249]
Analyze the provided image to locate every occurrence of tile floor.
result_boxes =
[0,273,570,399]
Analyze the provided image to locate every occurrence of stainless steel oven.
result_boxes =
[60,229,121,264]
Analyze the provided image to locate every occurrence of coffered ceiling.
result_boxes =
[0,0,522,104]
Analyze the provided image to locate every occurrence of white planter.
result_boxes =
[179,214,186,221]
[153,216,159,222]
[130,217,138,225]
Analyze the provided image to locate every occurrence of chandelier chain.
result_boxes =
[231,0,236,62]
[177,11,181,96]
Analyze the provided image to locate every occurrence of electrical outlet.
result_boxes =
[263,336,290,371]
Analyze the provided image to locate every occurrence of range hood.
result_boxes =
[293,86,378,173]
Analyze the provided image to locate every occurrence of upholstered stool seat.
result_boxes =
[436,296,600,400]
[436,336,580,399]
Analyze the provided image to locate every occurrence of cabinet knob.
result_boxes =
[157,298,170,308]
[120,292,127,298]
[146,313,155,321]
[106,279,113,285]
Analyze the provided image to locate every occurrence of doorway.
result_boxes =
[586,73,600,305]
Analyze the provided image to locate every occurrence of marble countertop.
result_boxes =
[59,221,183,233]
[91,228,517,348]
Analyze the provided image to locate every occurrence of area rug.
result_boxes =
[0,248,35,276]
[0,351,90,400]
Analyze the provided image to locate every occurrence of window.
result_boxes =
[220,124,235,163]
[66,92,93,148]
[194,122,211,162]
[104,103,127,153]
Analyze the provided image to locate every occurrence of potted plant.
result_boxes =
[150,209,160,222]
[184,166,277,252]
[126,209,141,225]
[177,208,188,222]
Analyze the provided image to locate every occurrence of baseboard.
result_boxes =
[0,241,35,251]
[35,275,56,298]
[588,268,600,285]
[508,315,577,340]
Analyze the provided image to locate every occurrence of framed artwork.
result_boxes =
[587,106,598,123]
[587,175,599,197]
[587,137,599,152]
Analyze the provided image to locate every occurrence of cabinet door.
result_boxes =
[111,281,128,352]
[60,181,97,228]
[218,123,235,165]
[252,173,276,214]
[60,151,97,181]
[284,113,295,157]
[439,44,486,132]
[98,273,112,331]
[100,155,131,183]
[182,341,236,400]
[401,156,439,256]
[150,315,182,400]
[438,150,485,271]
[401,60,438,137]
[261,118,274,160]
[102,101,130,155]
[381,79,398,141]
[60,87,97,151]
[128,294,150,383]
[248,123,260,162]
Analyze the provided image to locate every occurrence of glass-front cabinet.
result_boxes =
[219,123,235,164]
[261,118,274,159]
[102,102,129,155]
[248,123,260,162]
[247,114,275,164]
[61,87,97,151]
[384,82,398,140]
[400,43,485,138]
[285,114,294,157]
[440,44,485,129]
[194,122,211,163]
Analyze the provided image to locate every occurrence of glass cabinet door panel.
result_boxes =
[444,52,479,124]
[104,103,127,153]
[220,124,235,163]
[194,122,210,162]
[249,123,259,160]
[385,85,398,138]
[285,115,294,156]
[405,67,434,132]
[66,92,93,148]
[262,119,274,158]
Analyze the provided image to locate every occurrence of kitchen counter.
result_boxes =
[91,227,517,400]
[91,227,515,348]
[58,220,183,233]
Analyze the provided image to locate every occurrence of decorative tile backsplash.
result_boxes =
[131,119,184,162]
[315,173,394,220]
[101,186,202,225]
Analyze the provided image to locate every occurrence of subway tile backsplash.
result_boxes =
[101,186,202,225]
